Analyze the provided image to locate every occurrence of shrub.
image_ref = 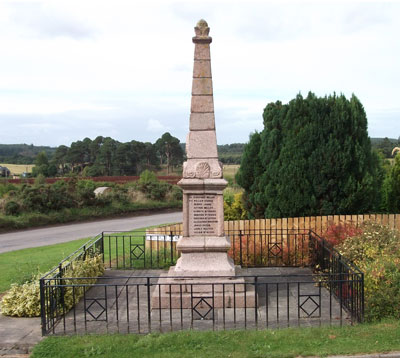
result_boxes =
[20,184,48,212]
[137,171,171,201]
[101,187,130,205]
[75,180,96,207]
[126,188,148,202]
[228,232,308,267]
[138,170,158,189]
[0,215,16,230]
[337,222,400,321]
[0,274,42,317]
[34,174,46,186]
[4,200,21,216]
[147,181,170,201]
[321,222,362,247]
[19,183,75,212]
[48,183,75,210]
[167,185,183,201]
[224,192,247,220]
[0,254,104,317]
[0,183,18,198]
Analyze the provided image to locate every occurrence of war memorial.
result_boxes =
[38,20,363,335]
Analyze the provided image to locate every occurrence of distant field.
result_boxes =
[0,163,34,175]
[223,164,240,177]
[0,164,239,177]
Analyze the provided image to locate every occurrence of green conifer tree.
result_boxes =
[237,92,383,218]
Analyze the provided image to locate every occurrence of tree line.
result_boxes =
[371,137,400,158]
[0,144,56,164]
[0,141,246,170]
[32,132,184,177]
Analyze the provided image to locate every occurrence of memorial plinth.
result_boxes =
[152,20,254,310]
[174,19,234,277]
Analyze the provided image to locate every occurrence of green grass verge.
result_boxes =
[0,201,181,232]
[31,320,400,358]
[0,224,177,293]
[0,237,90,293]
[102,232,177,270]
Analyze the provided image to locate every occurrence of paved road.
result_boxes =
[0,211,182,254]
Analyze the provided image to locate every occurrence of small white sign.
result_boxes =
[145,234,182,242]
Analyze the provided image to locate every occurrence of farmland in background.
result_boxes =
[0,163,34,175]
[223,164,239,178]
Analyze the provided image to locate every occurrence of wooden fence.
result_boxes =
[148,213,400,236]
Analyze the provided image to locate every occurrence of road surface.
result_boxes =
[0,211,182,253]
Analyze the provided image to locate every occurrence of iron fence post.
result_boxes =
[39,278,47,336]
[239,230,243,266]
[308,230,312,266]
[58,264,65,306]
[147,277,151,331]
[101,232,105,263]
[361,272,365,322]
[170,230,174,264]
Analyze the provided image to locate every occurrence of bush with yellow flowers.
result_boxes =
[224,191,247,220]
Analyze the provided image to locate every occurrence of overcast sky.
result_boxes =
[0,0,399,147]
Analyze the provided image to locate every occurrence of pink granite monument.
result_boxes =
[152,20,254,309]
[174,19,235,277]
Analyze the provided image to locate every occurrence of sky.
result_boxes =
[0,0,399,147]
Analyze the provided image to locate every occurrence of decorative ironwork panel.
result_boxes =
[268,242,282,258]
[130,243,145,266]
[85,298,107,321]
[192,297,213,320]
[298,294,321,318]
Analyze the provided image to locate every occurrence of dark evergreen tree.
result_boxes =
[53,145,69,174]
[32,151,57,177]
[155,132,184,174]
[236,132,263,218]
[237,92,383,218]
[95,137,117,176]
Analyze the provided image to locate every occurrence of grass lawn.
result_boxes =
[0,237,90,293]
[31,320,400,358]
[0,224,176,293]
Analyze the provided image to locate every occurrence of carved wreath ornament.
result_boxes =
[195,162,211,178]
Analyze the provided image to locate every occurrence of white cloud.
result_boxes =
[0,95,114,115]
[8,2,95,39]
[146,119,168,133]
[0,0,399,145]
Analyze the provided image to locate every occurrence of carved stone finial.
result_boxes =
[194,19,210,37]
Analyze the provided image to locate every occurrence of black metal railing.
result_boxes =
[39,228,364,335]
[39,234,104,335]
[98,228,310,269]
[309,231,364,323]
[40,272,362,335]
[101,231,179,270]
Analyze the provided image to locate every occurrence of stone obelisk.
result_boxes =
[174,19,235,277]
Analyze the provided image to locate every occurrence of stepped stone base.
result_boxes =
[172,244,236,277]
[151,266,256,309]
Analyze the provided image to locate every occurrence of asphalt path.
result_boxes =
[0,211,182,254]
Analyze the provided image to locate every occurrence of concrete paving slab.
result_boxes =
[0,314,41,355]
[45,267,352,335]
